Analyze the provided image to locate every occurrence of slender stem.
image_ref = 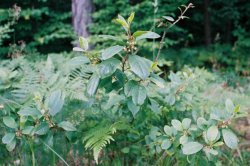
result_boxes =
[29,140,36,166]
[154,3,194,62]
[153,1,157,59]
[41,140,70,166]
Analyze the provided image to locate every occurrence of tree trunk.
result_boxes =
[72,0,93,38]
[204,0,211,46]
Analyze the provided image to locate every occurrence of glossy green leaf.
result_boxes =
[6,138,16,151]
[180,135,189,144]
[87,74,100,96]
[132,31,147,38]
[131,85,146,105]
[213,141,224,147]
[182,118,191,130]
[3,116,18,129]
[124,80,137,96]
[222,129,238,149]
[2,133,15,144]
[161,139,171,150]
[79,37,89,50]
[225,99,234,114]
[58,121,77,131]
[148,99,160,113]
[35,123,49,135]
[197,117,208,129]
[117,14,129,27]
[128,55,152,80]
[171,119,183,131]
[127,99,140,117]
[234,105,240,113]
[182,142,203,155]
[207,126,219,142]
[101,45,123,60]
[135,31,160,41]
[48,90,65,116]
[124,81,147,105]
[98,58,120,78]
[127,12,135,24]
[162,16,174,22]
[164,125,173,136]
[18,107,42,117]
[22,126,35,135]
[68,56,90,66]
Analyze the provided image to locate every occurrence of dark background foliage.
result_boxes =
[0,0,249,73]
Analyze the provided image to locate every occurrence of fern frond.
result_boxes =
[83,121,129,164]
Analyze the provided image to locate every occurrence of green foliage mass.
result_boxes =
[0,1,250,165]
[90,0,250,74]
[0,0,74,57]
[1,11,249,165]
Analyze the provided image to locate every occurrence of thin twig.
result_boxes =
[154,3,194,62]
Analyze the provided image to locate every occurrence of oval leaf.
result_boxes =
[68,56,90,66]
[225,99,234,114]
[127,12,135,24]
[101,45,123,60]
[222,129,238,149]
[182,142,203,155]
[131,85,147,105]
[182,118,191,130]
[18,107,42,117]
[3,116,18,129]
[135,31,160,41]
[22,126,35,135]
[128,55,152,80]
[98,58,120,78]
[6,138,16,151]
[47,90,65,116]
[161,139,171,150]
[2,133,15,144]
[164,125,173,136]
[127,99,140,117]
[87,74,100,96]
[207,126,219,142]
[180,135,189,145]
[171,119,183,131]
[35,123,49,135]
[162,16,174,22]
[79,37,89,50]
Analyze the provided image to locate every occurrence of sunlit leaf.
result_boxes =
[87,74,100,96]
[222,129,238,149]
[128,55,152,80]
[3,116,18,129]
[101,45,123,60]
[182,142,203,155]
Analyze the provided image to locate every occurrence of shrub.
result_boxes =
[0,4,248,165]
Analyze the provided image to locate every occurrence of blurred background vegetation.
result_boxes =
[0,0,249,74]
